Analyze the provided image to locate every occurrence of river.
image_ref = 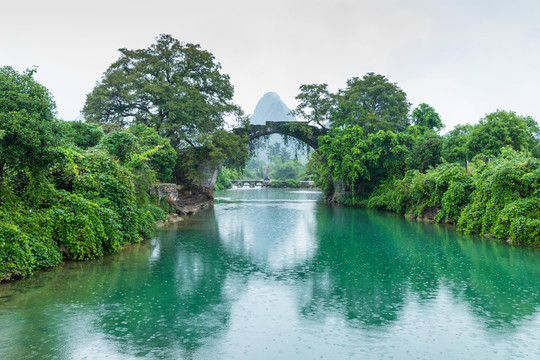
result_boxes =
[1,188,540,359]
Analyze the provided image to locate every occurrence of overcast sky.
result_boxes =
[2,0,539,131]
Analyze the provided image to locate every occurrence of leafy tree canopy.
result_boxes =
[406,131,443,173]
[467,110,535,158]
[291,83,336,129]
[96,125,176,182]
[60,121,104,149]
[318,126,413,193]
[333,73,411,133]
[0,66,61,182]
[441,124,473,165]
[411,103,444,133]
[267,142,291,162]
[83,34,241,150]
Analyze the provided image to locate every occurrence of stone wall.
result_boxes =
[200,165,221,192]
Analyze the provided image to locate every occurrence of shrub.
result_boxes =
[0,221,35,279]
[50,192,111,260]
[457,148,539,243]
[0,209,62,280]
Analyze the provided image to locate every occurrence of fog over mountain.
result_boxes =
[249,92,296,125]
[247,92,309,165]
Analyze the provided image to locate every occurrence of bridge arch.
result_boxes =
[199,121,327,195]
[232,121,327,150]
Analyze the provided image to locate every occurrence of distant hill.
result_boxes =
[72,113,85,122]
[249,92,296,125]
[246,92,310,166]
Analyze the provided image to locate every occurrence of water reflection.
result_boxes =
[215,189,318,271]
[1,189,540,359]
[295,205,540,330]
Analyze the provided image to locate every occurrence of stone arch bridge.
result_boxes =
[232,121,327,150]
[200,121,327,193]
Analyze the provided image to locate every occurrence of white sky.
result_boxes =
[2,0,539,131]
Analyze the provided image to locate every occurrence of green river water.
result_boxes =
[1,188,540,359]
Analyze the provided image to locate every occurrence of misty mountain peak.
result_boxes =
[249,92,296,125]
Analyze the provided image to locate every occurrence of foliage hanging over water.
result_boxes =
[368,148,540,244]
[0,67,171,281]
[294,72,540,245]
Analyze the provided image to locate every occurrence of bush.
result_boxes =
[285,179,300,188]
[61,121,104,149]
[0,71,170,282]
[0,221,35,279]
[215,167,233,191]
[368,163,472,222]
[54,148,140,245]
[50,192,115,260]
[367,149,539,245]
[457,149,539,244]
[0,209,62,280]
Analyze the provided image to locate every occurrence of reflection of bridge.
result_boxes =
[231,180,315,188]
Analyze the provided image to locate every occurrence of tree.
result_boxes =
[267,142,290,162]
[127,125,177,182]
[524,116,540,158]
[291,83,336,129]
[411,103,444,133]
[97,125,180,184]
[0,67,60,185]
[270,160,301,179]
[406,131,443,173]
[83,34,242,150]
[333,73,410,133]
[467,110,534,158]
[441,124,473,167]
[60,121,104,149]
[318,126,412,194]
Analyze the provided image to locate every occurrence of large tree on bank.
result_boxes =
[83,34,242,150]
[334,73,411,133]
[292,73,411,134]
[0,67,60,185]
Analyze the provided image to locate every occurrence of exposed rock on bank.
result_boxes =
[154,183,214,225]
[156,213,184,228]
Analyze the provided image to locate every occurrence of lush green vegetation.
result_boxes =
[0,67,176,281]
[295,74,540,245]
[2,32,539,286]
[215,140,310,191]
[82,34,250,189]
[368,149,539,244]
[2,35,255,281]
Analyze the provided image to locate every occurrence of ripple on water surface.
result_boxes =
[1,189,540,359]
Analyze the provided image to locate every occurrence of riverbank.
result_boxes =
[156,189,215,227]
[324,150,540,246]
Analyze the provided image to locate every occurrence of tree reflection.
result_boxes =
[294,206,409,326]
[91,217,238,358]
[295,205,540,329]
[3,192,540,359]
[0,215,239,359]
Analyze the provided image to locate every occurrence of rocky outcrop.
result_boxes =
[406,206,441,223]
[421,206,439,222]
[154,183,214,216]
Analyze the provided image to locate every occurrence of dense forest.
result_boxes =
[0,66,181,281]
[290,73,540,245]
[0,35,250,281]
[1,34,539,282]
